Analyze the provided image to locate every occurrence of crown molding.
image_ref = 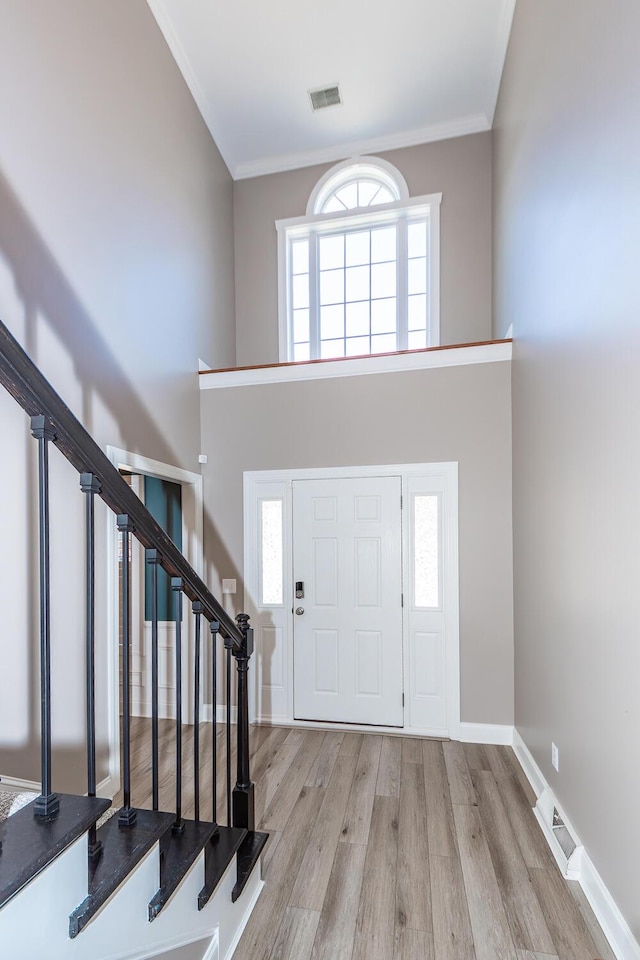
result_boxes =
[148,0,505,182]
[231,113,491,181]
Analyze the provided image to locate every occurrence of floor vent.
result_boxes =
[309,84,342,111]
[552,807,577,860]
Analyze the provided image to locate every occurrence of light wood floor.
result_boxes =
[118,721,615,960]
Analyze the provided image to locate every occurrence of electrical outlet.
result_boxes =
[551,742,559,772]
[222,578,237,595]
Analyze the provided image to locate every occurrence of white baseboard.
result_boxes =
[0,774,117,801]
[580,850,640,960]
[513,729,640,960]
[458,722,514,745]
[253,717,514,744]
[512,729,547,797]
[96,775,116,800]
[203,704,238,724]
[0,774,40,793]
[223,878,264,960]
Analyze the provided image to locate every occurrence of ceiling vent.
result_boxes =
[309,84,342,111]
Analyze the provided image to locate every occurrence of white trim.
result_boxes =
[0,775,40,792]
[201,340,512,390]
[512,729,547,798]
[512,729,640,960]
[276,191,442,363]
[458,722,514,745]
[202,932,220,960]
[105,446,205,800]
[580,851,640,960]
[222,878,265,960]
[307,156,409,215]
[99,925,219,960]
[232,114,491,180]
[145,5,491,180]
[107,448,205,492]
[277,191,441,234]
[244,462,460,738]
[0,774,115,799]
[277,224,289,363]
[96,774,116,800]
[203,704,239,725]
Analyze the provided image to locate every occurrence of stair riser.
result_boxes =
[0,829,263,960]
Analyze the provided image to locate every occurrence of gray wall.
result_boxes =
[0,1,234,789]
[200,361,514,725]
[494,0,640,939]
[151,938,211,960]
[234,133,493,366]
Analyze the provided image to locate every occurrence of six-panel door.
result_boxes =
[292,476,403,726]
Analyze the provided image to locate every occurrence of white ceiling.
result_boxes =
[148,0,515,180]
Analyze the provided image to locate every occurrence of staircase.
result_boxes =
[0,319,267,959]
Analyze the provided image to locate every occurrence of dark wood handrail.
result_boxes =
[0,318,242,649]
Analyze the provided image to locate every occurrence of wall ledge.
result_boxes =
[199,339,512,390]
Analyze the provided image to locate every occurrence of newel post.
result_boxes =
[231,613,254,831]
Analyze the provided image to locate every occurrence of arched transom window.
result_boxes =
[311,160,406,214]
[277,157,441,362]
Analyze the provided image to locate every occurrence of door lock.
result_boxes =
[295,607,305,616]
[295,581,304,599]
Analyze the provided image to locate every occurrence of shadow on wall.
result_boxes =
[0,168,240,791]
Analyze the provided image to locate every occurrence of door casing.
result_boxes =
[106,446,204,799]
[243,462,460,739]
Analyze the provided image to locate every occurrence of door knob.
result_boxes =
[295,607,305,616]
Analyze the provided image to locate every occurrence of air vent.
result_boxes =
[309,84,342,111]
[552,808,577,860]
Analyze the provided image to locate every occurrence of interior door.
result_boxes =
[292,476,403,726]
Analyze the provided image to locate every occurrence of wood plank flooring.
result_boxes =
[117,721,614,960]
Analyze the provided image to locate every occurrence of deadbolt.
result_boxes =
[295,606,304,616]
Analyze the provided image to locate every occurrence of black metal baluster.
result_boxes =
[225,639,232,827]
[31,415,59,821]
[117,515,136,828]
[232,614,255,831]
[192,601,204,822]
[146,549,161,811]
[171,578,185,833]
[80,473,102,859]
[210,619,220,826]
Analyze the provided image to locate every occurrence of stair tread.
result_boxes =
[69,807,174,938]
[148,819,218,920]
[198,825,247,910]
[0,794,111,912]
[232,830,268,903]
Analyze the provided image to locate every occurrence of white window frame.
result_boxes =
[276,191,441,364]
[307,156,409,214]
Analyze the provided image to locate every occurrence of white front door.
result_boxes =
[292,476,403,726]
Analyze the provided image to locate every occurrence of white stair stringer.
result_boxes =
[0,831,263,960]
